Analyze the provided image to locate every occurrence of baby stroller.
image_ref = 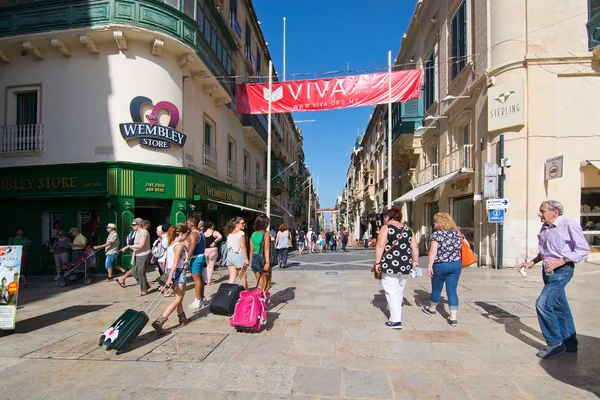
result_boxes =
[58,245,99,287]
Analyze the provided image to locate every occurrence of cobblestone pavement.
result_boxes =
[1,248,599,399]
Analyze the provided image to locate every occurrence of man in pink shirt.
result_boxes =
[519,200,590,359]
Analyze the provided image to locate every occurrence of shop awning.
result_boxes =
[392,169,464,204]
[585,160,600,170]
[271,198,294,216]
[205,198,263,214]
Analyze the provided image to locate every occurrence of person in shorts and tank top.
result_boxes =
[250,215,272,291]
[226,217,249,289]
[186,217,207,310]
[374,208,420,330]
[152,224,190,334]
[297,230,306,256]
[203,221,223,286]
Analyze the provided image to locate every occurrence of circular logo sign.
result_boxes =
[7,281,18,295]
[548,165,559,178]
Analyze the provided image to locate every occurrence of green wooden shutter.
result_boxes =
[16,92,37,125]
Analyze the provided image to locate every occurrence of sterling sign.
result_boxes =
[119,96,187,149]
[487,80,525,132]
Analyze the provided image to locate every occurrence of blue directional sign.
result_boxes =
[488,209,505,223]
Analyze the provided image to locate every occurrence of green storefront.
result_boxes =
[0,162,263,275]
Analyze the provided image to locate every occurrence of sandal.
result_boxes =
[137,291,148,297]
[105,278,114,282]
[116,280,126,288]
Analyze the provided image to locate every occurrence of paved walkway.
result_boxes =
[1,252,599,399]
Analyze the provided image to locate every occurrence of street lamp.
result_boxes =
[415,125,438,132]
[441,95,470,102]
[424,115,447,121]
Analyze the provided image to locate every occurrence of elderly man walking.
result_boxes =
[94,223,125,281]
[518,200,590,359]
[69,227,87,262]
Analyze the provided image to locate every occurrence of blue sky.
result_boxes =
[253,0,417,208]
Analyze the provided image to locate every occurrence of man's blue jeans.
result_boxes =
[536,264,577,346]
[430,260,462,310]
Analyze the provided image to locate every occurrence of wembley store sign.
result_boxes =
[119,96,187,149]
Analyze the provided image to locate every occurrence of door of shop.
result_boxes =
[134,199,171,241]
[423,202,439,251]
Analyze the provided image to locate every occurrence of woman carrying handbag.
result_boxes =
[421,212,464,327]
[374,208,420,329]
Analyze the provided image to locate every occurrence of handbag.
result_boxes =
[461,235,477,268]
[258,232,278,268]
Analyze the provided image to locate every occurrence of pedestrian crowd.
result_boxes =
[6,199,588,359]
[373,200,590,359]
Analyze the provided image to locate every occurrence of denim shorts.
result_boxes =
[105,253,118,270]
[227,250,245,269]
[168,267,186,285]
[190,255,206,275]
[251,253,262,272]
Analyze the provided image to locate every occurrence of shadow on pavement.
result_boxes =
[1,304,111,336]
[371,290,389,320]
[413,289,450,319]
[268,286,296,310]
[475,301,600,397]
[371,289,423,320]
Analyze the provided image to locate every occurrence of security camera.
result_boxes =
[501,158,512,168]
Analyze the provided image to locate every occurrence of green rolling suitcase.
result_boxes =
[99,286,172,355]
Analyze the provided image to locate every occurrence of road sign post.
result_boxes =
[486,198,509,210]
[488,209,505,223]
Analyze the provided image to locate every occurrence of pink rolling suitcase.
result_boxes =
[229,287,270,332]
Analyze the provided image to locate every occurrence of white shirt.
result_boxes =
[227,231,245,253]
[166,242,186,270]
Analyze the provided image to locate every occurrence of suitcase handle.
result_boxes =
[143,284,174,316]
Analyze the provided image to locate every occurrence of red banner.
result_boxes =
[236,69,423,114]
[317,208,338,213]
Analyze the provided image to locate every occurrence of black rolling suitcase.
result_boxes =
[99,286,171,355]
[210,282,244,316]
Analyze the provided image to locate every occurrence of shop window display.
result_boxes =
[452,195,474,248]
[581,190,600,248]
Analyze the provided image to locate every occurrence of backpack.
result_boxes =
[257,232,278,268]
[127,231,136,246]
[151,237,167,260]
[218,241,229,267]
[230,287,270,332]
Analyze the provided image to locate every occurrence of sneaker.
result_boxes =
[385,321,402,330]
[536,343,566,359]
[422,306,437,316]
[447,317,458,327]
[187,299,201,309]
[54,275,61,281]
[199,297,208,307]
[565,343,578,353]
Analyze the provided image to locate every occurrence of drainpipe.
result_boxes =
[497,134,505,269]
